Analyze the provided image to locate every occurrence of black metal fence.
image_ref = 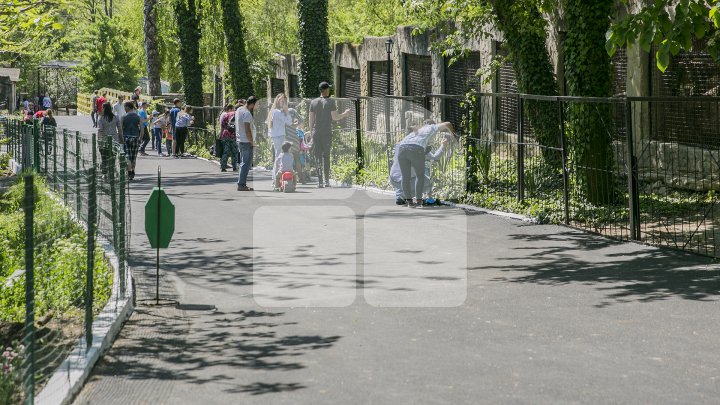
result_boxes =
[2,119,129,403]
[180,93,720,259]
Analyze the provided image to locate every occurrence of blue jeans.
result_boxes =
[237,142,254,186]
[152,128,162,154]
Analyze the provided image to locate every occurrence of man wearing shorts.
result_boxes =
[122,101,143,180]
[308,82,350,188]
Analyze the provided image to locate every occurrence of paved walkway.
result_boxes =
[56,116,720,404]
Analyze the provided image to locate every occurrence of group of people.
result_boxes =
[93,86,197,180]
[22,94,56,127]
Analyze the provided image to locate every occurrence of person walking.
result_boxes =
[95,91,107,125]
[267,93,292,184]
[220,104,238,172]
[131,86,142,108]
[308,82,350,187]
[138,102,151,155]
[91,90,99,128]
[174,106,194,157]
[236,96,258,191]
[113,95,126,121]
[42,95,52,111]
[168,98,182,147]
[97,101,123,178]
[150,110,165,156]
[397,120,456,207]
[162,111,173,157]
[121,101,143,180]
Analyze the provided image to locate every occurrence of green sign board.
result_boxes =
[145,187,175,248]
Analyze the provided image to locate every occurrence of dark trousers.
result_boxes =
[313,139,331,184]
[398,144,426,201]
[176,127,188,155]
[152,128,162,153]
[140,127,151,152]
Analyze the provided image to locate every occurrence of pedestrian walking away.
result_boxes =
[308,82,350,187]
[113,95,126,122]
[169,98,182,156]
[97,101,123,178]
[90,90,99,127]
[220,104,238,172]
[121,101,143,180]
[174,106,194,157]
[42,95,52,111]
[236,96,258,191]
[397,120,456,207]
[151,110,165,156]
[138,102,151,155]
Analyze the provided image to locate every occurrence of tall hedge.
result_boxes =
[174,0,204,107]
[298,0,333,98]
[220,0,254,101]
[564,0,615,204]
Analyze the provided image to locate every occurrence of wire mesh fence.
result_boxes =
[1,119,129,404]
[173,93,720,260]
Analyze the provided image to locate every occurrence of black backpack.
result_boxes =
[227,116,236,133]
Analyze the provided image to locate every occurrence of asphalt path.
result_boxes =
[55,116,720,405]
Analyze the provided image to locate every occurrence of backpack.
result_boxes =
[227,115,236,133]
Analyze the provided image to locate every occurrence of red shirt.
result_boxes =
[96,96,106,113]
[34,110,45,119]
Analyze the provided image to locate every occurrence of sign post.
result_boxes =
[145,167,175,304]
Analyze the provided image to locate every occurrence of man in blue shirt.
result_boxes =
[168,98,182,137]
[138,102,151,155]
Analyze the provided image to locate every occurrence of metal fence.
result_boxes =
[2,119,129,404]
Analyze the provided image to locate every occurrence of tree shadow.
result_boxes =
[484,230,720,306]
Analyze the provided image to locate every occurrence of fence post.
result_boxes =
[63,129,68,205]
[354,98,363,171]
[558,98,570,225]
[109,141,119,251]
[423,95,431,120]
[118,153,127,296]
[43,126,49,174]
[32,119,40,172]
[53,127,58,191]
[466,94,479,194]
[23,173,35,405]
[516,94,525,203]
[625,99,641,240]
[75,131,81,215]
[384,97,392,175]
[85,134,97,352]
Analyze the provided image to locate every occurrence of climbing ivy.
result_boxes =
[564,0,615,205]
[175,0,204,107]
[220,0,254,100]
[298,0,333,98]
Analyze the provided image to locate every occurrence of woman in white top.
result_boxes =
[267,93,293,182]
[97,101,123,178]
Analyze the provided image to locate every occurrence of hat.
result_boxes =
[152,111,159,115]
[318,82,332,90]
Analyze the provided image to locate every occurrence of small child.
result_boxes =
[162,111,174,157]
[274,142,295,189]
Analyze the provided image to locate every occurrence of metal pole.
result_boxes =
[156,166,161,305]
[76,131,81,215]
[354,98,363,171]
[558,98,570,225]
[385,50,392,174]
[516,94,525,203]
[625,99,641,240]
[53,127,58,191]
[119,153,127,296]
[63,129,68,205]
[23,173,35,405]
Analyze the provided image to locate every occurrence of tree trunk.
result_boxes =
[564,0,615,205]
[175,0,203,108]
[297,0,333,98]
[219,0,253,101]
[144,0,162,96]
[492,0,561,166]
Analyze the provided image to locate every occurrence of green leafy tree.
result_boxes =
[0,0,67,56]
[609,0,720,72]
[78,17,137,92]
[174,0,203,106]
[220,0,254,100]
[298,0,333,97]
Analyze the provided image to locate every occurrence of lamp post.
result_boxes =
[384,38,394,173]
